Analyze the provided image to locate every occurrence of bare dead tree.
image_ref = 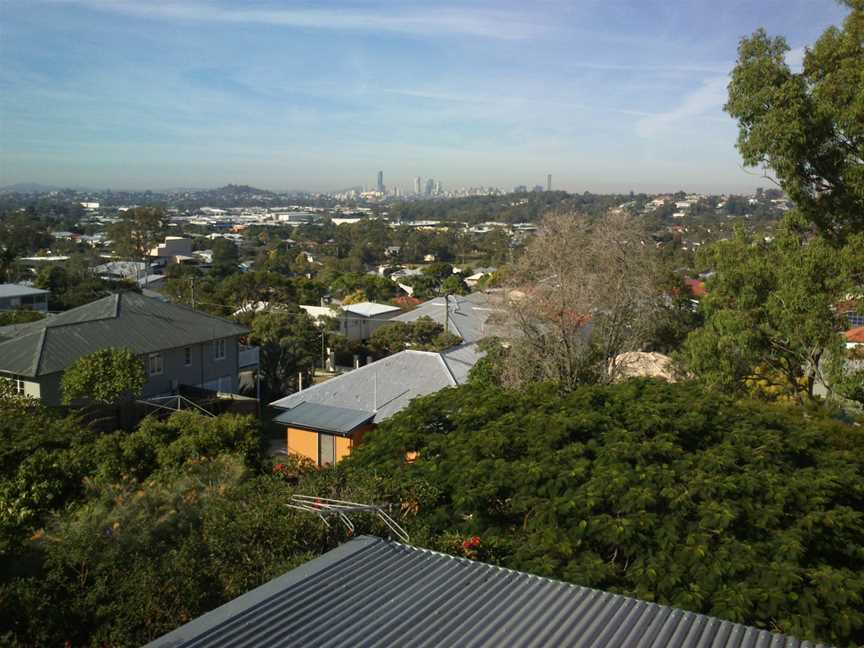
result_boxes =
[501,211,663,390]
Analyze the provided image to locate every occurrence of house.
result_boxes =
[0,284,49,313]
[94,260,148,282]
[390,292,499,345]
[148,535,823,648]
[149,236,193,263]
[465,267,496,288]
[0,292,248,404]
[339,301,401,341]
[270,347,478,465]
[845,326,864,349]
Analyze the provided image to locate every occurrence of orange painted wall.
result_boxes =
[286,427,318,464]
[335,435,352,463]
[283,423,376,466]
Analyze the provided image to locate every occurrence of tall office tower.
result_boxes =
[414,176,422,194]
[435,180,442,195]
[425,178,435,196]
[377,170,384,193]
[546,174,552,191]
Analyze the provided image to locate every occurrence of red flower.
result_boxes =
[462,536,481,550]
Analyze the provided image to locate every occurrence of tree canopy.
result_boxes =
[725,1,864,239]
[61,347,146,405]
[346,379,864,646]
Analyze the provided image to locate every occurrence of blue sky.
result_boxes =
[0,0,851,193]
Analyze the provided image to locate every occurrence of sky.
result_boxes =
[0,0,852,194]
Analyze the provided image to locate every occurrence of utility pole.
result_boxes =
[444,294,449,335]
[190,277,195,310]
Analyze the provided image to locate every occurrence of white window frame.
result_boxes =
[2,377,25,396]
[184,346,192,366]
[148,352,163,376]
[212,338,226,361]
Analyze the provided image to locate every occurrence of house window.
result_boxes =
[318,433,336,466]
[212,339,226,361]
[2,377,25,396]
[148,353,163,376]
[184,347,192,366]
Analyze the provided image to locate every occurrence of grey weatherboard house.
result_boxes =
[0,292,248,404]
[147,535,829,648]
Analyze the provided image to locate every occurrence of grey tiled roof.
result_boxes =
[270,350,466,425]
[273,401,374,435]
[147,536,828,648]
[0,292,248,377]
[391,292,499,344]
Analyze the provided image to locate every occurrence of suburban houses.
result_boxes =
[390,291,500,344]
[270,346,479,465]
[338,301,402,340]
[0,283,50,313]
[0,292,249,404]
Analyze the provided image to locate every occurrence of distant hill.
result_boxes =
[0,182,64,193]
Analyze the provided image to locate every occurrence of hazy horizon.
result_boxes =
[0,1,850,194]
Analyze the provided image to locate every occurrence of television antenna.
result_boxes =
[287,494,410,543]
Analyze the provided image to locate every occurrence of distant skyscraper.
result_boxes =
[546,174,552,192]
[377,170,384,193]
[435,180,442,195]
[425,178,435,196]
[414,176,422,194]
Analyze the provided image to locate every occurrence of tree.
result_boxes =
[347,379,864,646]
[248,309,319,398]
[681,226,863,401]
[500,212,663,390]
[725,2,864,239]
[61,347,146,405]
[211,238,239,278]
[106,207,165,260]
[369,317,462,357]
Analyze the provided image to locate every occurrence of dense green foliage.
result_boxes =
[62,347,147,405]
[0,396,393,646]
[248,308,320,398]
[347,379,864,646]
[369,317,462,356]
[0,310,44,326]
[682,226,864,401]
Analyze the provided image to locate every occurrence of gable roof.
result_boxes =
[147,535,827,648]
[341,301,401,317]
[0,292,248,377]
[390,292,499,344]
[270,349,466,425]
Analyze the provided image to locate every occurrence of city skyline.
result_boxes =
[0,0,851,193]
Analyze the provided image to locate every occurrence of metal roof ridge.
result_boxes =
[33,327,48,377]
[435,351,458,386]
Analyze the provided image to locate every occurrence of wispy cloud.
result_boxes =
[380,87,654,118]
[46,0,546,40]
[635,76,729,137]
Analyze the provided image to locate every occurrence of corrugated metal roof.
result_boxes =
[270,350,460,424]
[0,283,50,298]
[273,401,374,435]
[147,536,828,648]
[0,293,248,377]
[391,292,498,344]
